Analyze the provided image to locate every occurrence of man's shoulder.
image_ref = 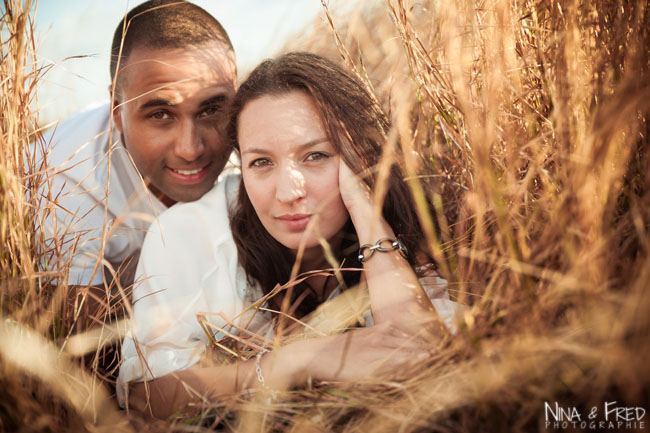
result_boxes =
[42,102,114,167]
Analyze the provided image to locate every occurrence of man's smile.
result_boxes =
[166,163,211,184]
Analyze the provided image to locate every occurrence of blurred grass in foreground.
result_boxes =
[2,0,649,431]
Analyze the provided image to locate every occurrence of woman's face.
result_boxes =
[238,91,349,253]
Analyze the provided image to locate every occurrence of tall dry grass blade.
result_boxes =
[0,318,132,431]
[2,0,649,430]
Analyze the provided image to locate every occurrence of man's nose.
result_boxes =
[173,119,204,162]
[275,164,306,203]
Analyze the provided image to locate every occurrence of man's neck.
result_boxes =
[146,182,176,207]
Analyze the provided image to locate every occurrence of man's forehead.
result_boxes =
[121,41,234,71]
[115,42,237,96]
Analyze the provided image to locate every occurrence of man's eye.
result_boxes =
[149,111,171,120]
[250,158,272,168]
[198,105,222,118]
[305,152,328,162]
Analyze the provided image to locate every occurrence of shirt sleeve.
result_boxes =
[37,106,129,287]
[417,266,461,332]
[40,170,112,287]
[117,208,215,387]
[358,266,461,331]
[117,176,248,408]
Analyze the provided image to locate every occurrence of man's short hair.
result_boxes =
[110,0,233,87]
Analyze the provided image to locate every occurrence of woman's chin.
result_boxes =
[273,228,346,266]
[285,240,321,255]
[283,240,324,260]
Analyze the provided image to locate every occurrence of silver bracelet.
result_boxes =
[358,237,408,263]
[255,349,278,400]
[255,349,269,387]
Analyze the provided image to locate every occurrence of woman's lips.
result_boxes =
[276,214,311,230]
[166,163,210,184]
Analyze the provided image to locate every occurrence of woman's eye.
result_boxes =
[250,158,272,168]
[305,152,328,162]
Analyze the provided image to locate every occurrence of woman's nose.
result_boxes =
[275,164,306,203]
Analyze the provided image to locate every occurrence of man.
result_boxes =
[41,0,236,298]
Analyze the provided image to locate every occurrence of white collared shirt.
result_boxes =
[39,102,167,287]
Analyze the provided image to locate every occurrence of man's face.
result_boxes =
[112,42,236,205]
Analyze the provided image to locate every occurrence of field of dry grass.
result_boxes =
[1,0,649,431]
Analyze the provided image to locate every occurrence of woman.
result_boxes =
[118,52,457,418]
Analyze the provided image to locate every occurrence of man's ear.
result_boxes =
[109,86,125,133]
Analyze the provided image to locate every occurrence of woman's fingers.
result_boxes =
[331,343,424,381]
[338,158,372,217]
[304,325,432,382]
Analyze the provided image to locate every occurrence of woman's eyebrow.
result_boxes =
[241,147,268,156]
[297,137,330,150]
[241,138,330,156]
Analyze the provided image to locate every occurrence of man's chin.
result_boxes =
[144,180,212,206]
[163,182,217,204]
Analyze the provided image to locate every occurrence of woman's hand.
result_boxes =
[338,158,373,223]
[279,321,437,384]
[338,159,393,242]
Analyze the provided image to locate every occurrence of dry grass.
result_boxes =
[1,0,649,431]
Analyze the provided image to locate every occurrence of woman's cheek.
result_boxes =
[243,174,267,213]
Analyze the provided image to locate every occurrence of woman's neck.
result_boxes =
[293,231,345,273]
[296,246,329,272]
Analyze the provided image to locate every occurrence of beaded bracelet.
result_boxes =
[358,237,408,263]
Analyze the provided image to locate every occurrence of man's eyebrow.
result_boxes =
[138,98,174,111]
[242,137,330,155]
[137,94,229,112]
[200,94,228,107]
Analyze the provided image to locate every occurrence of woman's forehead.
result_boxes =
[238,92,330,153]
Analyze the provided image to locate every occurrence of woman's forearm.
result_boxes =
[127,359,254,419]
[351,208,438,329]
[127,329,428,419]
[126,344,309,419]
[339,161,438,331]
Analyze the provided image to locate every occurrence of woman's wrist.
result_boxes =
[265,343,308,389]
[349,209,395,245]
[346,198,373,224]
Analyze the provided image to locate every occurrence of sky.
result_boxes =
[32,0,327,124]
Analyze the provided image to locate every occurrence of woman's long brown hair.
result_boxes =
[228,52,436,316]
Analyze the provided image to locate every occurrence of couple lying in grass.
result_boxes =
[118,51,458,419]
